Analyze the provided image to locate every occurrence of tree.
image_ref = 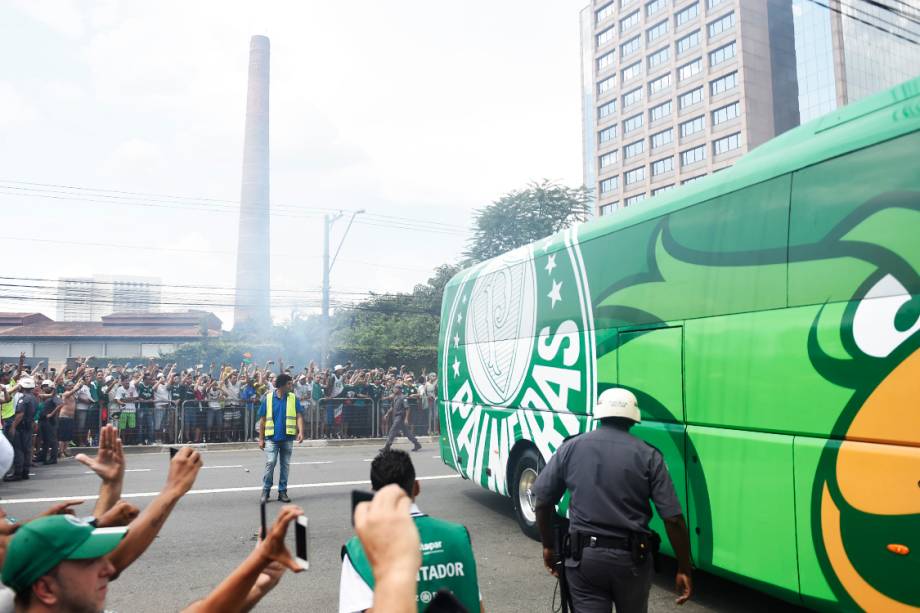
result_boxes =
[463,179,591,264]
[330,263,460,372]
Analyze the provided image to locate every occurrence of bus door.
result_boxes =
[616,325,688,557]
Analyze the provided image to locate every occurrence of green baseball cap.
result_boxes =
[2,515,127,593]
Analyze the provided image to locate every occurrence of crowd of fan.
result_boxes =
[0,354,439,465]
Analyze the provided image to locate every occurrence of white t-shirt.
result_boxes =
[75,384,93,411]
[153,384,171,407]
[113,385,130,413]
[331,374,344,398]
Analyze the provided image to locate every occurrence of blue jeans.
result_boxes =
[262,439,293,493]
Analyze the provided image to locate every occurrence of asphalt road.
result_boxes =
[0,444,805,613]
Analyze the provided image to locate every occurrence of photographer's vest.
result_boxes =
[343,514,479,613]
[264,392,297,437]
[1,379,15,421]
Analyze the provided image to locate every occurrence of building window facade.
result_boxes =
[622,60,642,83]
[624,139,645,159]
[713,131,741,155]
[681,144,706,166]
[621,35,642,59]
[621,10,640,33]
[600,150,619,168]
[646,20,669,43]
[624,166,646,185]
[709,40,736,67]
[708,11,735,39]
[652,184,675,195]
[596,2,616,23]
[678,57,703,81]
[600,202,619,215]
[598,99,618,119]
[647,46,670,69]
[625,193,647,206]
[678,86,704,109]
[679,114,705,138]
[623,87,644,108]
[623,112,644,134]
[649,73,671,95]
[598,27,616,47]
[597,51,616,72]
[707,0,727,9]
[650,127,674,149]
[651,156,675,176]
[650,99,673,121]
[600,176,620,193]
[710,71,738,95]
[675,2,700,27]
[681,174,706,184]
[676,29,701,55]
[599,125,618,144]
[711,101,739,125]
[598,75,616,95]
[646,0,668,18]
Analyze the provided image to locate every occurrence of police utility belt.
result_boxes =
[564,531,662,571]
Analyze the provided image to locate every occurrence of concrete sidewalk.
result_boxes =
[70,435,440,455]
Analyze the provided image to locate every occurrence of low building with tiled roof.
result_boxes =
[0,310,222,364]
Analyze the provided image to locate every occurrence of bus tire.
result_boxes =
[511,446,543,541]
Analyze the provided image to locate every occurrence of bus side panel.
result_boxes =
[796,436,920,612]
[686,425,800,601]
[793,437,843,612]
[631,421,687,558]
[684,306,855,437]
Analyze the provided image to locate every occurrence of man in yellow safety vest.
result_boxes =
[258,373,304,503]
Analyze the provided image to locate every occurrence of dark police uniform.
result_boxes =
[10,392,39,480]
[531,422,683,613]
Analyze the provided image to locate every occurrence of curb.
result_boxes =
[70,436,440,455]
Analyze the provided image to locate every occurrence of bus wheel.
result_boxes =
[511,447,542,540]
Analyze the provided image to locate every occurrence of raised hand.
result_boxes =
[75,425,124,483]
[39,500,85,517]
[165,447,203,497]
[97,500,140,528]
[354,484,421,580]
[257,505,304,573]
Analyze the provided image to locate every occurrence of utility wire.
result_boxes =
[845,0,920,34]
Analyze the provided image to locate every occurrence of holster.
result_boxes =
[629,531,662,572]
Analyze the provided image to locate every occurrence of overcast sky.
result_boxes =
[0,0,588,327]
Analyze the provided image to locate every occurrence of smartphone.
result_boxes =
[295,515,309,570]
[260,500,267,541]
[350,490,375,526]
[169,447,179,459]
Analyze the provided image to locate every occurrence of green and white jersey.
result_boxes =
[338,503,481,613]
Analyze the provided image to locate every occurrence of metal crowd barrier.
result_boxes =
[315,397,378,439]
[45,393,439,450]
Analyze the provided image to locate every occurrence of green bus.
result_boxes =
[437,76,920,612]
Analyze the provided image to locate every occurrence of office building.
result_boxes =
[56,275,161,321]
[581,0,920,216]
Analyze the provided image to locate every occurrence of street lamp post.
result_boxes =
[321,209,364,368]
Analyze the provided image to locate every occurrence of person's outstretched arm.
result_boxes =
[354,484,421,613]
[75,425,125,518]
[182,505,304,613]
[107,447,203,578]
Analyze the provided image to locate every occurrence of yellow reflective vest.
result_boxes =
[264,392,297,437]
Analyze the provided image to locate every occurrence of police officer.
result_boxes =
[3,376,38,482]
[532,388,693,612]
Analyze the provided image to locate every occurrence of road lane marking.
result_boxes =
[82,468,152,474]
[202,465,243,470]
[0,474,461,505]
[289,461,332,465]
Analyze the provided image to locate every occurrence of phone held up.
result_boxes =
[295,516,309,570]
[350,490,374,526]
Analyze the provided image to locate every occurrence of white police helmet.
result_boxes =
[593,388,641,422]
